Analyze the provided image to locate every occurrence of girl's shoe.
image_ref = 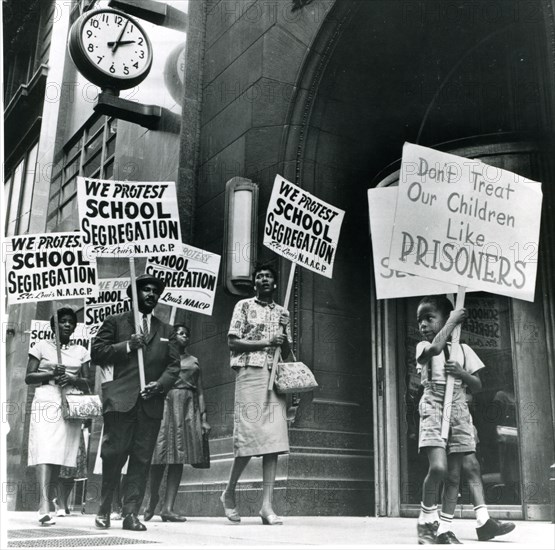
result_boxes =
[259,512,283,525]
[143,508,155,522]
[143,497,158,522]
[55,502,68,517]
[38,511,55,526]
[160,511,187,522]
[219,491,241,523]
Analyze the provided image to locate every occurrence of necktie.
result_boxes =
[142,314,149,336]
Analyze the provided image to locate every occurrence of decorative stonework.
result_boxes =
[287,0,358,348]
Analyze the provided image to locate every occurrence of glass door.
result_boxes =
[397,293,523,516]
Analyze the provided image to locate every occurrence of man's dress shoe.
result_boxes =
[122,513,147,531]
[95,514,111,529]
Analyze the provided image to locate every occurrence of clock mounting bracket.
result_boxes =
[94,90,162,130]
[108,0,187,32]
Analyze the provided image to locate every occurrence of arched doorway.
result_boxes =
[283,0,554,518]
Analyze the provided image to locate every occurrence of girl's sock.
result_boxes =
[437,512,454,535]
[418,502,439,524]
[474,504,490,528]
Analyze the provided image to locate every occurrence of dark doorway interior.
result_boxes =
[295,0,549,515]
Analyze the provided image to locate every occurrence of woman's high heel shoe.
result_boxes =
[259,512,283,525]
[219,491,241,523]
[160,511,187,522]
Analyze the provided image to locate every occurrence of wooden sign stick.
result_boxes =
[129,257,146,390]
[169,306,177,326]
[52,305,63,366]
[268,263,296,391]
[441,286,466,440]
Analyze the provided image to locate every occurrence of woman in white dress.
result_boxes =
[25,307,92,525]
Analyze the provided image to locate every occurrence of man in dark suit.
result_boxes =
[92,274,180,531]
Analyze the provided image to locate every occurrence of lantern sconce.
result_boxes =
[223,177,259,296]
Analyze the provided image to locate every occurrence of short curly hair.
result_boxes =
[50,307,78,332]
[417,295,454,318]
[252,262,278,286]
[173,323,191,337]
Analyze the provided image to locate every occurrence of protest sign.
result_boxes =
[368,187,475,299]
[146,244,221,315]
[263,175,345,279]
[77,177,182,257]
[85,278,131,338]
[28,320,90,351]
[6,232,98,304]
[388,143,542,302]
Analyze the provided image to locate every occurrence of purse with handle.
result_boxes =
[62,380,102,421]
[274,351,318,394]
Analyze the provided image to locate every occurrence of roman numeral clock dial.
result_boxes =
[69,8,153,90]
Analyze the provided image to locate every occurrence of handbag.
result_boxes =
[62,381,102,421]
[275,352,318,394]
[191,433,210,469]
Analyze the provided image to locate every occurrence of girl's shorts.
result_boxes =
[418,384,476,454]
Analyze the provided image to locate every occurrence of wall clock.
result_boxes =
[68,8,153,90]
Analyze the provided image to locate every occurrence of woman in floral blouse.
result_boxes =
[220,263,292,526]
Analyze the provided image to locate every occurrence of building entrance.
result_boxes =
[289,0,554,517]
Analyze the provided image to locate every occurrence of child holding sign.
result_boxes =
[415,296,482,544]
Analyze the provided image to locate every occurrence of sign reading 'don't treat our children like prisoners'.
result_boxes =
[367,186,476,299]
[264,175,345,278]
[6,232,98,304]
[145,243,221,315]
[388,143,543,302]
[77,177,183,257]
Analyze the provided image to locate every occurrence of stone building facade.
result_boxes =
[4,0,555,519]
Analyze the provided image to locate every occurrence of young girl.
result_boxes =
[145,324,210,522]
[415,296,483,544]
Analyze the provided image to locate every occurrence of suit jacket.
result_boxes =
[91,311,180,418]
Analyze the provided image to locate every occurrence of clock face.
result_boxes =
[69,9,153,90]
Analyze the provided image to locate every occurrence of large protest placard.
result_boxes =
[77,177,182,257]
[6,232,98,304]
[145,244,221,315]
[388,143,542,302]
[28,320,90,351]
[368,187,475,299]
[264,175,345,278]
[85,278,131,338]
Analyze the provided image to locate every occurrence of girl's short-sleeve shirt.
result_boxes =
[415,341,484,385]
[29,339,90,378]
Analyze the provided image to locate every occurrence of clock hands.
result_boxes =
[111,18,129,53]
[107,40,135,46]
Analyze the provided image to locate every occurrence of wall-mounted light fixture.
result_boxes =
[223,177,259,295]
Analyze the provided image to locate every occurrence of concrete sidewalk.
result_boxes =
[3,512,554,549]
